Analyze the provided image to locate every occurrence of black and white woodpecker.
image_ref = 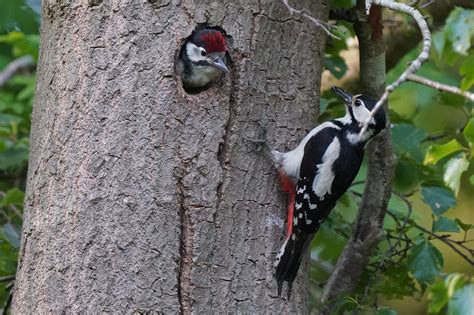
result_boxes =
[177,28,230,93]
[272,86,387,297]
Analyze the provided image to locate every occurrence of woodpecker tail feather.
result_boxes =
[274,231,313,298]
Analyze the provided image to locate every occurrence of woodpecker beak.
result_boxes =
[332,86,353,106]
[210,56,230,74]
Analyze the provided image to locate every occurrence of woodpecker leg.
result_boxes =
[278,171,296,237]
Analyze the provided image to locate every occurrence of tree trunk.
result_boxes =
[321,3,396,309]
[11,0,327,313]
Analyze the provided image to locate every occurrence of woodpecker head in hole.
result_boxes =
[332,86,386,140]
[178,28,230,93]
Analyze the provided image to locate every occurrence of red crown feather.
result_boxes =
[200,31,227,53]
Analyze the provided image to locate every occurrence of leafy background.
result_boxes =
[0,0,39,311]
[313,1,474,314]
[0,0,472,314]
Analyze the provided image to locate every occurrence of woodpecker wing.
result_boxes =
[275,127,341,291]
[293,127,341,233]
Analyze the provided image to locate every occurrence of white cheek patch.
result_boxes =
[186,42,205,62]
[312,137,340,198]
[352,102,375,125]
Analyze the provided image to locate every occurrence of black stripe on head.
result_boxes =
[347,105,356,123]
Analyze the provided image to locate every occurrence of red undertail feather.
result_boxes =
[278,171,296,236]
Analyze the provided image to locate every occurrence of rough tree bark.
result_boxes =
[11,0,327,313]
[321,2,396,309]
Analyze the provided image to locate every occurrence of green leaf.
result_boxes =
[319,98,336,115]
[330,0,356,8]
[463,118,474,146]
[0,147,28,170]
[1,188,24,206]
[433,216,460,233]
[376,264,416,299]
[424,139,463,165]
[461,66,474,90]
[470,175,474,185]
[443,154,470,195]
[461,76,474,92]
[0,0,40,34]
[428,274,466,313]
[444,8,474,56]
[324,55,348,79]
[392,124,427,162]
[394,160,420,193]
[448,284,474,315]
[460,54,474,90]
[428,280,450,313]
[376,308,397,315]
[433,31,446,58]
[407,239,443,285]
[0,223,20,249]
[421,186,456,216]
[455,218,473,232]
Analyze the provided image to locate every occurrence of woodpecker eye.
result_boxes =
[200,49,207,57]
[354,99,363,107]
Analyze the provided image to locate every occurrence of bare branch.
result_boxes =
[0,55,34,88]
[407,74,474,101]
[282,0,341,39]
[360,192,414,304]
[0,275,15,282]
[387,210,474,265]
[359,0,431,136]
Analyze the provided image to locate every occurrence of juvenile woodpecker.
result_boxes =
[272,86,387,297]
[177,28,230,93]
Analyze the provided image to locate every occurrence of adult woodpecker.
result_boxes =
[272,86,387,297]
[177,27,230,93]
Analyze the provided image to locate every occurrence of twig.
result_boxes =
[359,0,431,136]
[420,0,436,9]
[282,0,340,39]
[0,55,34,88]
[407,74,474,101]
[0,275,15,282]
[387,210,474,265]
[360,192,413,304]
[2,281,14,315]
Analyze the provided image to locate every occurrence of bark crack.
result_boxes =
[176,161,192,315]
[216,65,239,208]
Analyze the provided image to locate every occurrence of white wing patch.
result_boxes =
[312,137,341,198]
[277,122,341,179]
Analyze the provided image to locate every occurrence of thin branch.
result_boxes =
[387,210,474,265]
[0,275,15,282]
[2,281,14,315]
[407,74,474,101]
[360,192,413,304]
[417,224,474,265]
[282,0,340,39]
[359,0,431,136]
[0,55,34,88]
